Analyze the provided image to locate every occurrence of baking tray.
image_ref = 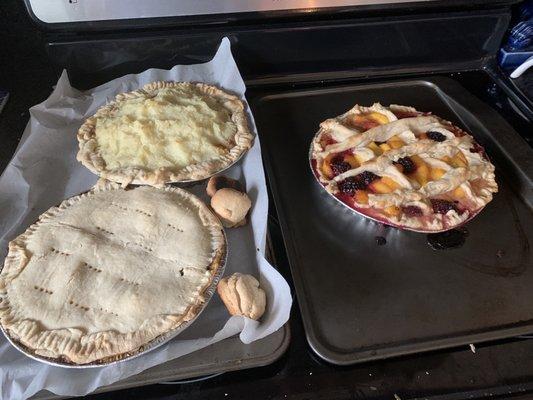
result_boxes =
[251,76,533,365]
[33,326,289,399]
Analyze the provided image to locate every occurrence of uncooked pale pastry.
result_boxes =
[310,103,498,232]
[206,175,243,197]
[0,182,225,365]
[77,81,254,187]
[210,188,251,228]
[217,273,266,320]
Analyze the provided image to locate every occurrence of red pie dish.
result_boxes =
[309,103,498,233]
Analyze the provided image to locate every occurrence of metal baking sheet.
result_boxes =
[33,325,290,399]
[251,76,533,365]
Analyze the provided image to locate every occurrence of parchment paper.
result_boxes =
[0,38,292,400]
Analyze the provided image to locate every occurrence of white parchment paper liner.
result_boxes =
[0,38,292,400]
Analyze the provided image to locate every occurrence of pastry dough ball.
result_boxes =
[206,176,243,197]
[217,273,266,320]
[211,188,251,228]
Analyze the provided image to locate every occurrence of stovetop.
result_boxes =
[1,1,533,399]
[42,72,533,400]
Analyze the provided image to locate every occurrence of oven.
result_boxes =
[3,0,533,398]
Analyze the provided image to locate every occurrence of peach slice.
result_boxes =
[413,165,430,186]
[321,153,359,178]
[379,143,392,153]
[344,154,360,168]
[387,135,404,149]
[354,190,369,204]
[381,176,401,190]
[410,155,425,167]
[367,112,390,124]
[369,179,394,194]
[409,156,430,186]
[353,153,368,165]
[348,112,389,131]
[454,187,466,198]
[450,151,468,168]
[321,154,335,178]
[430,168,446,181]
[384,205,401,217]
[350,115,379,130]
[367,142,383,156]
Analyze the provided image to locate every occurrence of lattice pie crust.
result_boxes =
[310,103,498,232]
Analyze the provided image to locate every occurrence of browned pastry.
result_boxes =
[217,273,266,320]
[206,176,243,197]
[210,188,251,228]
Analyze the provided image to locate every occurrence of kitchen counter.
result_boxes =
[2,2,533,400]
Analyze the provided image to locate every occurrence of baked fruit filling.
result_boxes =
[311,103,498,232]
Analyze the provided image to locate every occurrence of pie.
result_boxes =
[310,103,498,232]
[77,81,254,186]
[0,182,226,365]
[217,273,266,321]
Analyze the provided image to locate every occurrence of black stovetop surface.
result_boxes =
[1,2,533,400]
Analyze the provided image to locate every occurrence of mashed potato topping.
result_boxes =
[95,87,237,170]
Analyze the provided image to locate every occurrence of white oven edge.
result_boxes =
[28,0,434,24]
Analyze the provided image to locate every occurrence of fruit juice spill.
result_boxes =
[426,227,469,250]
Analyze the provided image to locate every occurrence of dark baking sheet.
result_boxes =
[251,77,533,365]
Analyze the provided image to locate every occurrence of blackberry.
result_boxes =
[338,177,359,195]
[338,171,380,195]
[401,205,423,217]
[394,157,416,174]
[357,171,380,187]
[430,199,458,214]
[330,156,351,176]
[427,131,447,142]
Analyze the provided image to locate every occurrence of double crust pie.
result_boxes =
[77,81,254,186]
[0,182,225,365]
[310,103,498,232]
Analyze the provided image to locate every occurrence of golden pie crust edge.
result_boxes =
[0,183,226,365]
[76,81,254,187]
